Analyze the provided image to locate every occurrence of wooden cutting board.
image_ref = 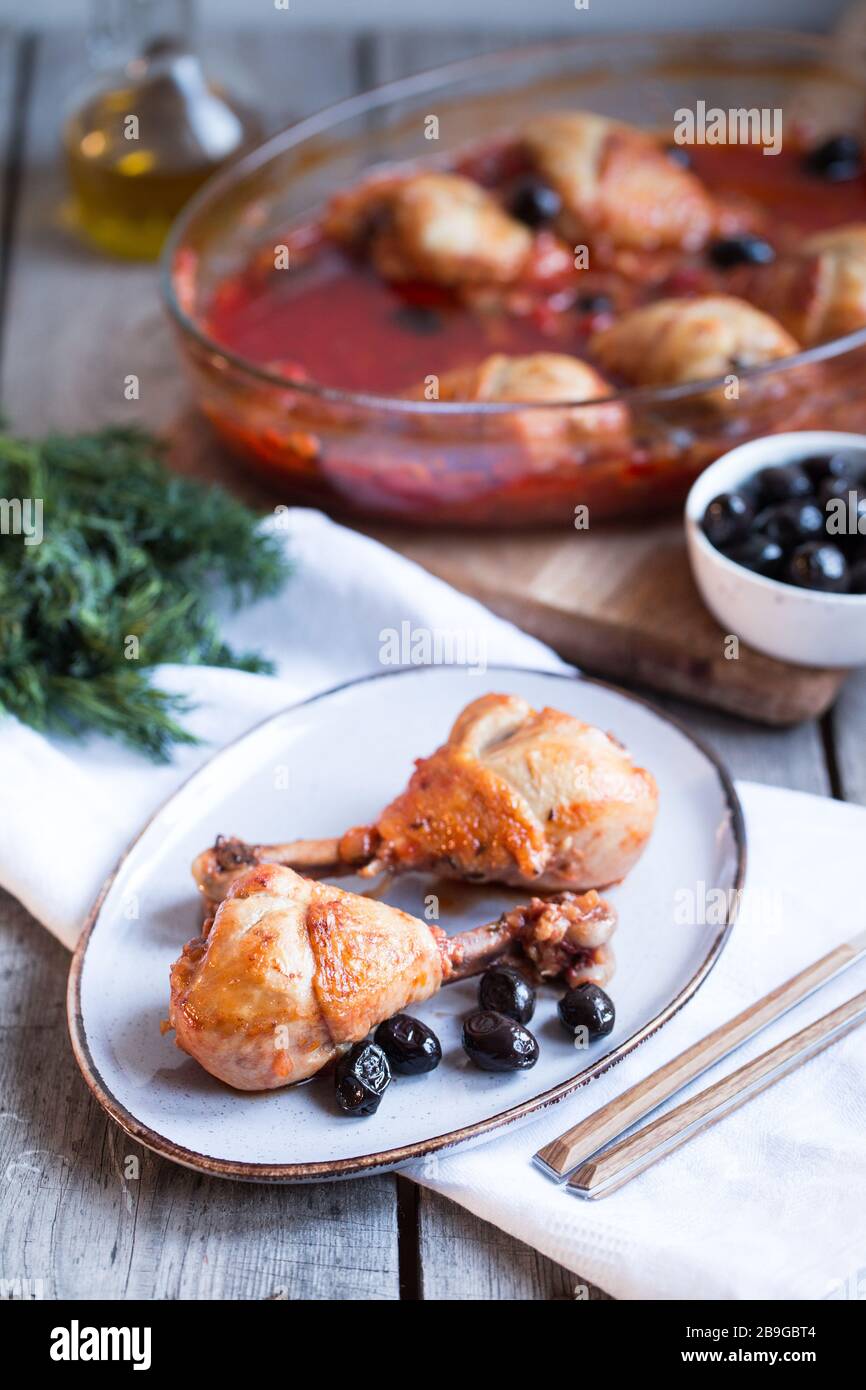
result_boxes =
[166,403,846,727]
[366,519,847,726]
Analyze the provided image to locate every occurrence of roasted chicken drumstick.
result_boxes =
[168,863,617,1091]
[192,694,658,909]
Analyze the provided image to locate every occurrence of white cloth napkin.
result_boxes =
[0,510,557,945]
[2,508,864,1301]
[409,784,866,1301]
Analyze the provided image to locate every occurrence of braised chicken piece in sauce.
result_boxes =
[324,171,533,286]
[591,294,800,406]
[202,112,866,525]
[520,111,716,254]
[413,351,628,453]
[749,222,866,345]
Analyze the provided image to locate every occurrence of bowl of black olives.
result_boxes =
[686,432,866,667]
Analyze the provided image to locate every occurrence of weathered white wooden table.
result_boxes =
[0,21,864,1300]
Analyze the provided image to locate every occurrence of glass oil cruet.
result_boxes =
[64,0,260,259]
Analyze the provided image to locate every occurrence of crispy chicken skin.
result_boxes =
[169,864,445,1091]
[367,693,658,891]
[191,694,659,909]
[591,295,799,399]
[169,862,618,1090]
[749,224,866,345]
[324,171,532,286]
[521,111,715,253]
[422,352,628,451]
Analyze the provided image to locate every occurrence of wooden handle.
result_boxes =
[568,987,866,1199]
[535,934,864,1179]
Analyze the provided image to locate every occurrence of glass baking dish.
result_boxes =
[163,30,866,527]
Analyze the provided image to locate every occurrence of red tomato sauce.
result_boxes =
[205,143,866,396]
[194,139,866,526]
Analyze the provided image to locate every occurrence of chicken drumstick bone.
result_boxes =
[169,863,616,1091]
[192,694,658,910]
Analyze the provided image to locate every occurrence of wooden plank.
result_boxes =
[0,26,401,1305]
[0,24,357,500]
[0,893,399,1300]
[366,26,536,82]
[0,30,19,208]
[0,28,23,366]
[368,525,845,729]
[0,26,169,434]
[652,695,831,794]
[830,670,866,806]
[417,1189,610,1300]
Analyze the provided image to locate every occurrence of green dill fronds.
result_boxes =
[0,426,291,760]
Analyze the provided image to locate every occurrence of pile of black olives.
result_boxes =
[461,966,616,1073]
[701,450,866,595]
[335,966,618,1114]
[463,965,539,1072]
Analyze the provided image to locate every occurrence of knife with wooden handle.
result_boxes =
[535,929,866,1180]
[567,987,866,1199]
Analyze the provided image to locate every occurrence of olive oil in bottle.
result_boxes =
[64,0,259,260]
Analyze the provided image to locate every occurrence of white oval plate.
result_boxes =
[68,667,745,1181]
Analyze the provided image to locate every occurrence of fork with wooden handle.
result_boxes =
[535,928,866,1180]
[568,986,866,1199]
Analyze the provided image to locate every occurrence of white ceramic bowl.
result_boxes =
[685,432,866,669]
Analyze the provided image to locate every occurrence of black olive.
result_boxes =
[787,542,849,592]
[462,1011,539,1072]
[575,291,613,314]
[818,482,866,551]
[335,1041,391,1115]
[801,454,831,488]
[393,304,443,335]
[803,134,863,182]
[818,474,866,511]
[665,144,692,169]
[722,534,785,578]
[708,234,775,269]
[848,558,866,593]
[508,178,562,228]
[374,1014,442,1075]
[826,449,866,482]
[702,490,755,548]
[558,983,616,1040]
[753,463,814,504]
[803,450,866,487]
[478,965,536,1024]
[818,475,850,507]
[753,499,825,548]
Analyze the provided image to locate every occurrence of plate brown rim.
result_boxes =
[67,665,747,1183]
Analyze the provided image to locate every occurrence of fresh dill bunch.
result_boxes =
[0,426,291,760]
